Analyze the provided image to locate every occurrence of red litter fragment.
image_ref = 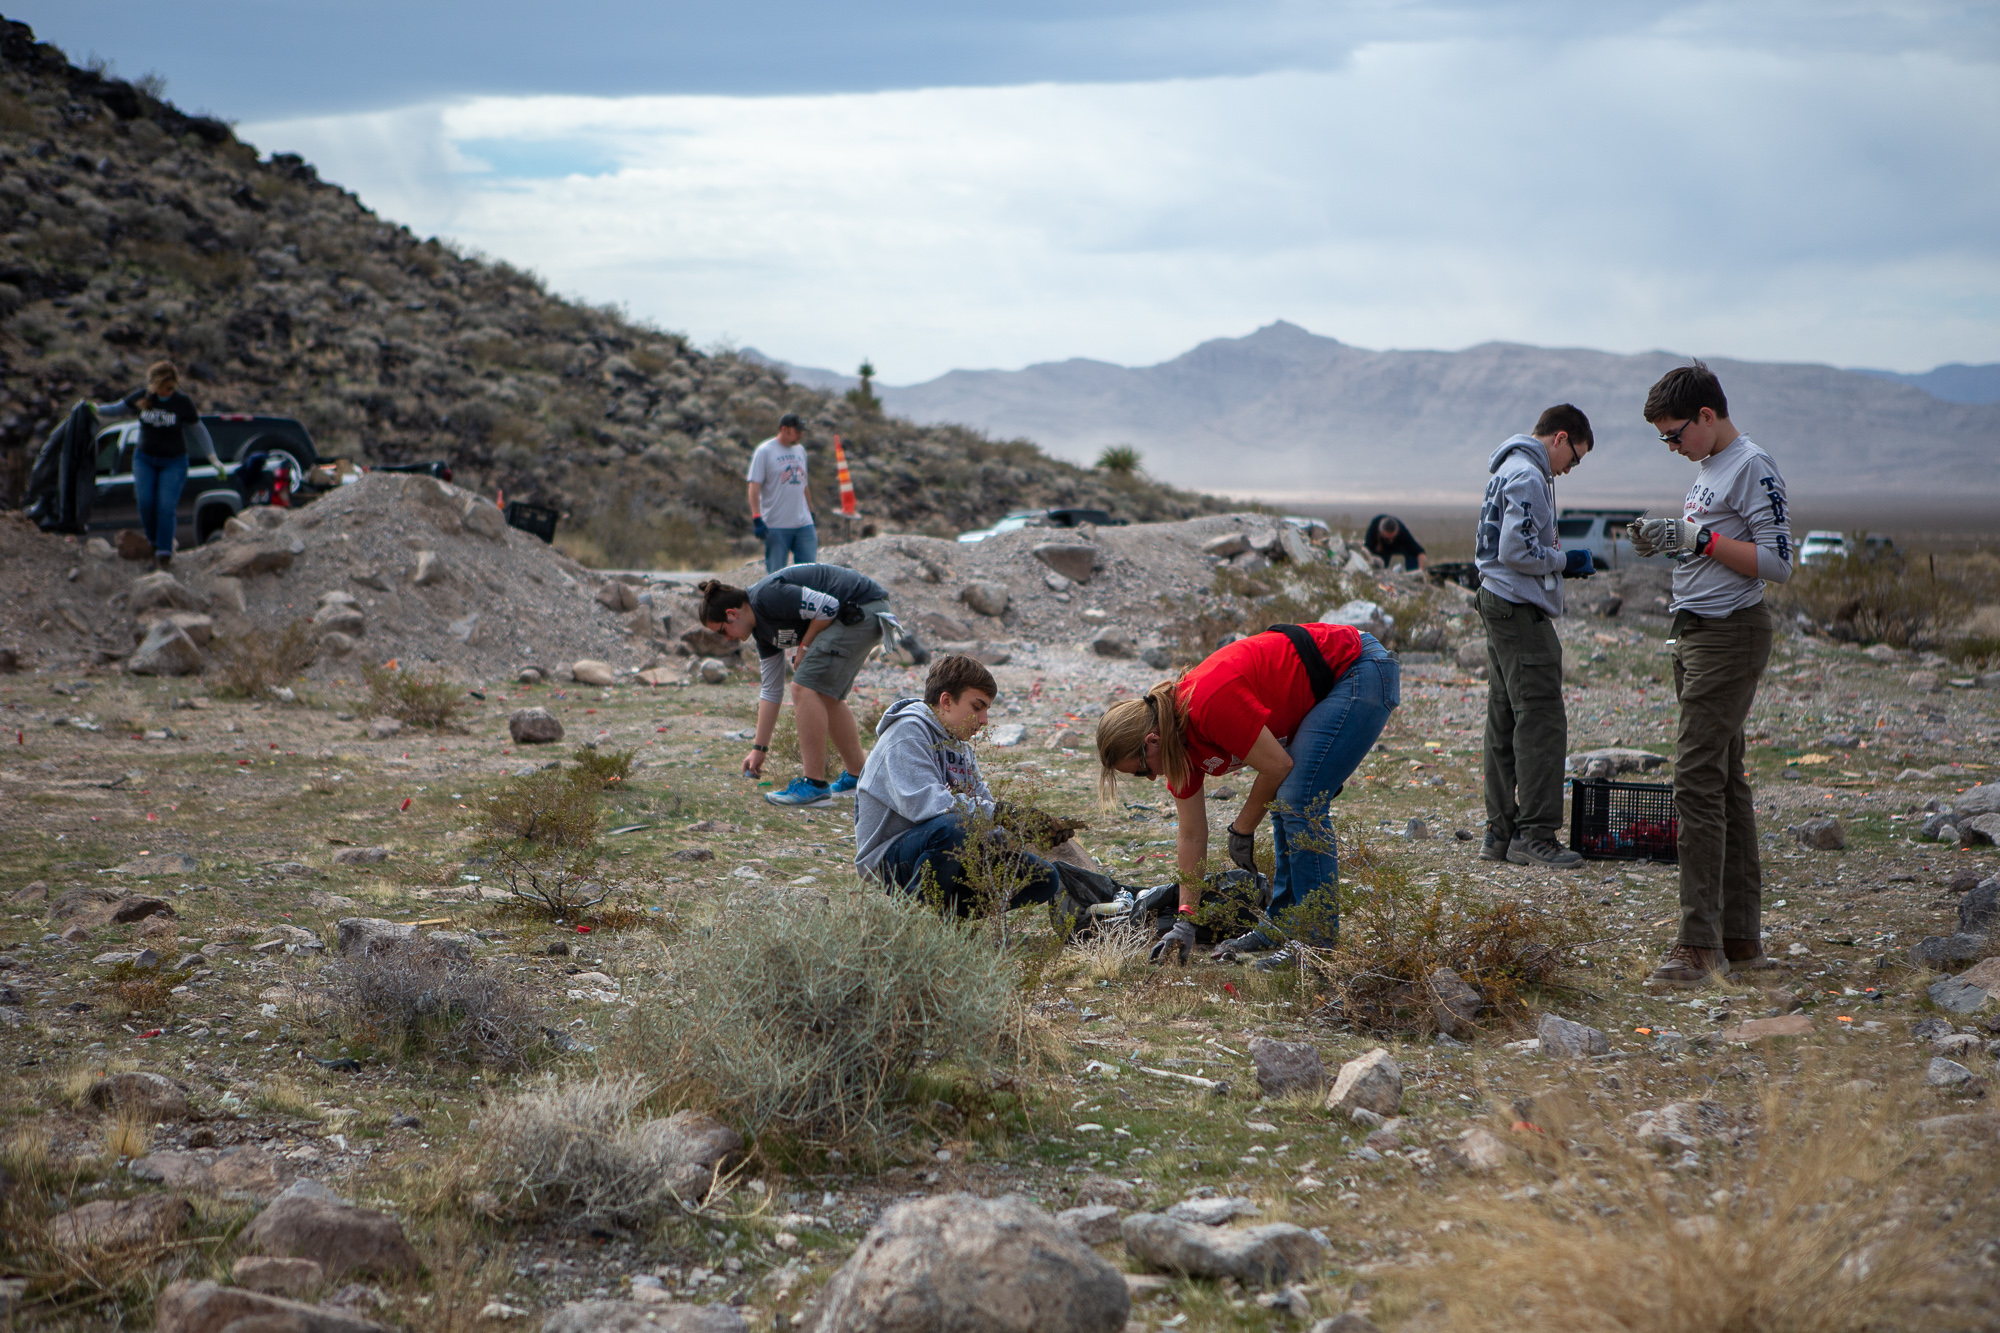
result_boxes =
[399,798,413,811]
[1512,1120,1543,1134]
[577,925,592,934]
[586,709,597,715]
[238,759,252,766]
[146,812,158,822]
[137,1029,162,1039]
[1221,982,1238,997]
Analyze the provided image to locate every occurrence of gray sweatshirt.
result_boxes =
[1474,434,1567,617]
[1669,435,1793,617]
[853,697,994,876]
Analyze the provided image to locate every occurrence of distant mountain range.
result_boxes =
[745,327,2000,503]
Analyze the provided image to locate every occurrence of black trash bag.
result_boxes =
[23,402,97,534]
[1047,859,1126,943]
[1132,867,1272,948]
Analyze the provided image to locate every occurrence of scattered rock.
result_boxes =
[411,550,447,586]
[240,1190,421,1282]
[1926,1057,1976,1089]
[1960,880,2000,934]
[1928,975,1996,1015]
[1032,543,1098,585]
[86,1071,194,1120]
[231,1255,325,1297]
[332,847,389,866]
[155,1279,393,1333]
[637,1110,745,1202]
[128,621,205,676]
[1454,641,1486,670]
[541,1300,747,1333]
[129,571,197,613]
[1789,816,1846,851]
[1320,600,1391,640]
[334,917,417,958]
[571,659,616,687]
[510,707,565,744]
[131,1144,295,1200]
[214,545,296,579]
[1428,968,1482,1037]
[53,1194,192,1249]
[1715,1014,1813,1042]
[1447,1127,1513,1171]
[597,581,640,613]
[811,1193,1129,1333]
[1536,1013,1610,1059]
[1248,1037,1326,1097]
[366,717,402,740]
[1167,1196,1259,1226]
[698,657,729,684]
[1203,532,1250,559]
[1325,1048,1402,1117]
[1057,1204,1124,1246]
[1089,630,1134,659]
[960,581,1010,617]
[1121,1213,1327,1289]
[1072,1174,1138,1209]
[109,852,199,876]
[1910,934,1990,969]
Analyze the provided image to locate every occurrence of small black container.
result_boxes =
[1570,778,1679,863]
[505,501,559,543]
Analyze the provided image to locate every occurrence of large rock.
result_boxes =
[334,917,417,958]
[680,628,740,658]
[129,571,197,612]
[129,622,205,676]
[53,1194,192,1248]
[597,581,640,613]
[1248,1038,1326,1097]
[135,610,215,647]
[214,545,296,579]
[698,658,729,684]
[960,581,1010,617]
[410,550,448,586]
[1960,814,2000,848]
[312,606,366,638]
[87,1071,194,1120]
[1928,975,1996,1015]
[1088,631,1134,659]
[810,1193,1129,1333]
[1277,526,1316,565]
[1320,600,1393,642]
[1629,1100,1731,1150]
[510,707,565,744]
[916,611,972,642]
[232,1255,326,1296]
[131,1144,295,1200]
[1910,934,1990,969]
[633,1111,745,1202]
[1960,880,2000,934]
[1032,544,1097,585]
[241,1191,420,1281]
[1789,816,1846,850]
[1202,532,1250,559]
[155,1280,392,1333]
[1536,1013,1610,1058]
[1120,1214,1326,1289]
[1955,783,2000,818]
[541,1301,746,1333]
[1055,1204,1123,1246]
[1325,1048,1402,1117]
[1448,1127,1515,1171]
[1428,968,1483,1038]
[1454,641,1487,670]
[571,659,616,687]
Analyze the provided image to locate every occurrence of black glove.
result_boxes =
[1150,916,1195,966]
[752,516,768,539]
[1562,549,1594,579]
[1227,824,1257,873]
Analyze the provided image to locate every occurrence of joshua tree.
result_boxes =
[846,359,881,414]
[1096,445,1142,476]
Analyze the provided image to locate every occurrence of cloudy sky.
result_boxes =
[30,2,2000,383]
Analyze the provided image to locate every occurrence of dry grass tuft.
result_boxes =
[622,890,1017,1152]
[209,619,317,698]
[252,1075,321,1120]
[1373,1079,1992,1333]
[472,1075,704,1230]
[327,940,546,1069]
[102,1108,151,1159]
[361,661,468,729]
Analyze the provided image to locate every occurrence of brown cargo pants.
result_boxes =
[1479,588,1568,842]
[1670,601,1773,949]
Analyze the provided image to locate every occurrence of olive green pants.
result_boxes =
[1479,588,1568,842]
[1670,602,1773,949]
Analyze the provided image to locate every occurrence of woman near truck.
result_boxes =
[91,360,219,568]
[1095,622,1399,967]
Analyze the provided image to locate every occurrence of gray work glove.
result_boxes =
[1627,517,1703,560]
[1150,916,1195,966]
[1226,825,1257,874]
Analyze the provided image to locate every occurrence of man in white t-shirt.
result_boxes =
[746,412,816,573]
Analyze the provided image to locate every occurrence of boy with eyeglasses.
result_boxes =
[1628,360,1793,988]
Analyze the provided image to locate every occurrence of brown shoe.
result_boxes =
[1644,943,1731,989]
[1723,938,1778,970]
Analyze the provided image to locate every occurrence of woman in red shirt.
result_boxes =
[1095,622,1399,966]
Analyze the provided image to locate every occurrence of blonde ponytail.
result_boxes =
[1095,678,1190,809]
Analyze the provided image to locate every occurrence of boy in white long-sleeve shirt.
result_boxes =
[1629,360,1793,988]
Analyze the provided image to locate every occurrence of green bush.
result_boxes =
[479,767,606,919]
[210,619,317,698]
[569,745,635,791]
[361,661,467,729]
[622,891,1016,1151]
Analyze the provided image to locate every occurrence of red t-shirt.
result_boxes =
[1168,623,1364,799]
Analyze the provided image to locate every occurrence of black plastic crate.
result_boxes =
[1570,778,1679,863]
[505,501,559,543]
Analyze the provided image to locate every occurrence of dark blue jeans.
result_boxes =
[879,811,1062,918]
[762,523,818,573]
[132,452,189,557]
[1267,633,1400,941]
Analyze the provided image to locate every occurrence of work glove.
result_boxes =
[1226,824,1258,874]
[1562,549,1595,579]
[1150,915,1196,966]
[1628,517,1704,561]
[752,516,768,539]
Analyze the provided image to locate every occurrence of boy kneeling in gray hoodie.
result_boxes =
[854,655,1064,916]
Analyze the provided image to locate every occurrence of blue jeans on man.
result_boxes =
[1265,632,1401,943]
[132,452,189,558]
[763,522,818,573]
[877,811,1063,918]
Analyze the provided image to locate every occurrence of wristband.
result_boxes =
[750,744,769,752]
[1177,904,1196,916]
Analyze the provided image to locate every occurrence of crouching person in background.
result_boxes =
[854,655,1065,917]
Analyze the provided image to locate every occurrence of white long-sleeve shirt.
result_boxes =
[1670,435,1793,617]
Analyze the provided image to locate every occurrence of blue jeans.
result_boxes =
[878,811,1062,918]
[763,523,818,572]
[1267,633,1400,941]
[132,452,189,557]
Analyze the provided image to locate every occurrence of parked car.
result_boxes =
[1798,530,1851,567]
[90,413,321,546]
[957,506,1127,543]
[1553,508,1669,570]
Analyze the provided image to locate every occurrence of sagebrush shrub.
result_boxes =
[327,940,544,1069]
[478,1075,695,1229]
[209,619,316,698]
[361,661,466,728]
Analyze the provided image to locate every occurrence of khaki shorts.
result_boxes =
[791,599,887,701]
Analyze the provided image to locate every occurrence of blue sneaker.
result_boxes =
[765,776,832,808]
[828,770,859,797]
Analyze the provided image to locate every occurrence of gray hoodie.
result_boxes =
[853,697,994,876]
[1474,434,1567,617]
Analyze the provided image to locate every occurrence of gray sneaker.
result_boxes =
[1478,832,1510,862]
[1507,836,1584,868]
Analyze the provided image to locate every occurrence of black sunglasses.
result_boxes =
[1658,418,1697,445]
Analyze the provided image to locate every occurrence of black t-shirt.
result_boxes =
[1364,514,1425,568]
[123,390,199,458]
[746,563,890,659]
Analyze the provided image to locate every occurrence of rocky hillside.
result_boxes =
[0,16,1219,564]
